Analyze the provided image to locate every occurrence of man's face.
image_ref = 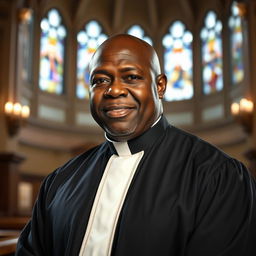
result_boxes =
[89,38,165,141]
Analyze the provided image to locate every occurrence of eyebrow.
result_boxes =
[91,69,112,77]
[118,67,142,73]
[91,66,142,78]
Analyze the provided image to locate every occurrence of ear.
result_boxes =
[156,74,167,99]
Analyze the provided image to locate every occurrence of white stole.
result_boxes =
[79,141,144,256]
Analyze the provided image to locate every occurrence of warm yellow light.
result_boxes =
[240,98,254,113]
[21,105,30,118]
[231,102,239,115]
[5,101,30,118]
[231,98,253,134]
[13,102,22,116]
[4,102,13,114]
[19,8,33,23]
[4,101,30,136]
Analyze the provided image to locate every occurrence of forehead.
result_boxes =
[90,42,153,72]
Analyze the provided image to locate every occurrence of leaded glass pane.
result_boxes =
[229,2,244,84]
[162,21,193,101]
[76,20,107,99]
[39,9,66,94]
[201,11,223,95]
[127,25,153,45]
[18,9,34,83]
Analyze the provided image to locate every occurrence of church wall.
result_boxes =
[157,0,194,35]
[0,0,255,219]
[3,0,253,155]
[17,143,72,176]
[72,0,113,35]
[248,0,256,145]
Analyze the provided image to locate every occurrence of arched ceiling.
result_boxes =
[31,0,228,34]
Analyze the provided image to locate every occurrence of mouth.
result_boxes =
[103,105,136,118]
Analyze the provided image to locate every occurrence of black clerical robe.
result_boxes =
[16,116,256,256]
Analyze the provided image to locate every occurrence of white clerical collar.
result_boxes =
[112,141,131,156]
[105,116,162,156]
[104,135,131,156]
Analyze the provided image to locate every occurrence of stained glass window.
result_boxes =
[127,25,153,45]
[76,21,108,99]
[229,1,244,84]
[18,9,34,83]
[39,9,66,94]
[162,21,193,101]
[201,11,223,95]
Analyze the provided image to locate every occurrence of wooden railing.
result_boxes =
[0,152,45,255]
[0,230,20,256]
[0,217,29,230]
[0,217,29,255]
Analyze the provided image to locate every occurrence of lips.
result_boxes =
[103,104,136,118]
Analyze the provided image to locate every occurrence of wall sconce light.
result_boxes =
[18,7,33,24]
[4,102,30,136]
[237,2,247,18]
[231,98,254,134]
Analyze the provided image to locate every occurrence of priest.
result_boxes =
[16,34,256,256]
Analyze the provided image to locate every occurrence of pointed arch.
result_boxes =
[39,8,67,94]
[76,20,108,99]
[201,11,223,95]
[126,25,153,45]
[162,21,193,101]
[229,1,245,85]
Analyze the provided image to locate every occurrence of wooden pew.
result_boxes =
[0,238,18,255]
[0,217,29,230]
[0,230,20,256]
[0,217,29,255]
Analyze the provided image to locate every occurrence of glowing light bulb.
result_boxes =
[13,102,22,116]
[231,102,239,115]
[21,105,30,118]
[4,102,13,114]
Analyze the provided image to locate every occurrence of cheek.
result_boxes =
[137,89,156,110]
[136,89,159,122]
[90,90,102,109]
[90,97,101,122]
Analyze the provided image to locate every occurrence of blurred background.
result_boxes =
[0,0,256,253]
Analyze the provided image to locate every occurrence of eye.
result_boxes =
[91,77,111,86]
[124,74,143,83]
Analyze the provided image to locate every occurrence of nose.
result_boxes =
[104,81,128,98]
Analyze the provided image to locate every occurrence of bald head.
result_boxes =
[89,34,161,77]
[88,33,167,141]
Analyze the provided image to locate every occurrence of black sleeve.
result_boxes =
[186,159,256,256]
[15,171,57,256]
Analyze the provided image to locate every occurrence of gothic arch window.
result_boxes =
[127,25,153,45]
[201,11,223,95]
[162,21,193,101]
[229,1,244,85]
[18,9,34,84]
[76,20,108,99]
[39,8,67,94]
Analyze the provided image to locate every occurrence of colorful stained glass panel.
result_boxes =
[229,2,244,84]
[201,11,223,95]
[162,21,193,101]
[127,25,153,45]
[39,9,66,94]
[76,21,107,99]
[17,9,34,85]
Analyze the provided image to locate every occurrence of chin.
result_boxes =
[106,127,136,141]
